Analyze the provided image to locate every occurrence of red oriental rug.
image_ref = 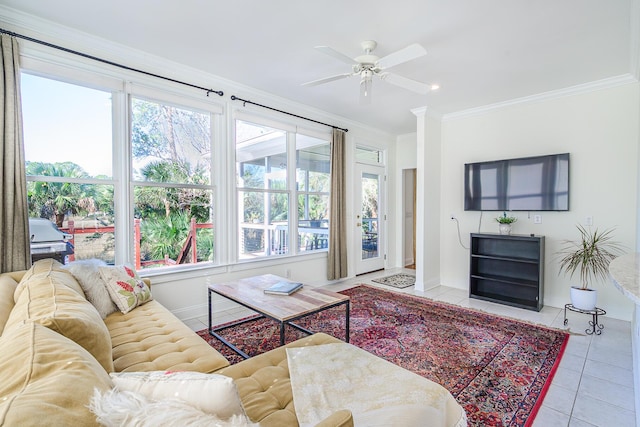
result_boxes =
[197,285,568,427]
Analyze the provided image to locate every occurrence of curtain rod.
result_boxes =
[0,28,223,97]
[230,95,348,133]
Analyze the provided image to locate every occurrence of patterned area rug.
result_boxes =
[371,272,416,288]
[197,285,568,427]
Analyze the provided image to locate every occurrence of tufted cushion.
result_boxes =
[5,270,114,372]
[14,258,86,301]
[0,275,18,335]
[0,322,113,426]
[218,333,343,427]
[105,300,229,373]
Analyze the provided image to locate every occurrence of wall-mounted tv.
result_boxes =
[464,153,569,211]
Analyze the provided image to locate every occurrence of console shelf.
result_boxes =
[469,233,544,311]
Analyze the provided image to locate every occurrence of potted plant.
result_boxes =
[557,225,624,310]
[495,212,517,235]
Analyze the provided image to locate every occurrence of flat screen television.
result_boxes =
[464,153,569,211]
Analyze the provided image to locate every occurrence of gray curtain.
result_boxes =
[327,129,347,280]
[0,34,30,273]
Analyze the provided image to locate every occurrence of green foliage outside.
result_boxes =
[27,98,215,267]
[131,98,213,266]
[26,161,98,227]
[140,211,213,263]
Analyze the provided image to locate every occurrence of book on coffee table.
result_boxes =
[264,281,303,295]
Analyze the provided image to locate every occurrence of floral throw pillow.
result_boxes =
[99,265,153,314]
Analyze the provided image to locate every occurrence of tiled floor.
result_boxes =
[185,268,636,427]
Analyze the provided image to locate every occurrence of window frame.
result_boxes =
[295,131,331,254]
[20,53,331,274]
[20,60,224,272]
[233,111,331,261]
[128,90,219,269]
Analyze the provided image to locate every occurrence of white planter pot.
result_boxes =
[498,223,512,235]
[570,286,598,311]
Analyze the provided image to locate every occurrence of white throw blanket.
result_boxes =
[286,343,467,427]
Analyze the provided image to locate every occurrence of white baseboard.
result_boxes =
[171,303,208,322]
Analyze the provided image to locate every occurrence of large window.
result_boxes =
[235,119,289,258]
[21,72,218,270]
[21,66,330,271]
[131,97,215,269]
[235,118,330,259]
[22,74,116,263]
[296,134,330,252]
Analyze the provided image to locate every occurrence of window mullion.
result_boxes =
[113,89,132,265]
[287,130,297,255]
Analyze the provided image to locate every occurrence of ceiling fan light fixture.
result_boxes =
[305,40,432,101]
[360,68,373,97]
[360,76,372,97]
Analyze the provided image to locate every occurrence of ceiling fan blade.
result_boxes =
[315,46,357,65]
[379,72,431,94]
[376,43,427,70]
[301,73,353,87]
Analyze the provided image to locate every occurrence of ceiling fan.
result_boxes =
[302,40,436,102]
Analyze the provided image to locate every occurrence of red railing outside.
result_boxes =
[62,218,213,270]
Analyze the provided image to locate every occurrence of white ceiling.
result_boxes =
[1,0,638,134]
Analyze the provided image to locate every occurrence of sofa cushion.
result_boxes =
[218,332,342,427]
[110,371,248,420]
[0,322,113,426]
[0,275,18,335]
[63,258,118,319]
[100,265,153,314]
[105,300,229,373]
[14,258,86,301]
[5,270,114,372]
[90,387,257,427]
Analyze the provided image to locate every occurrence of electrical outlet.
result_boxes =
[285,269,291,278]
[450,213,456,220]
[586,216,593,226]
[533,215,542,224]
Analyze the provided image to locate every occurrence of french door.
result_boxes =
[354,163,385,275]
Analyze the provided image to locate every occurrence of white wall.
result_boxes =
[413,111,443,290]
[440,83,640,320]
[392,133,419,267]
[147,254,329,320]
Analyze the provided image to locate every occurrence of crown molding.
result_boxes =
[442,74,638,121]
[410,106,443,120]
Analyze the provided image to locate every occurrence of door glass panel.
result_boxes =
[361,172,379,260]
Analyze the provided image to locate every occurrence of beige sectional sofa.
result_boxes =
[0,259,353,426]
[0,259,465,427]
